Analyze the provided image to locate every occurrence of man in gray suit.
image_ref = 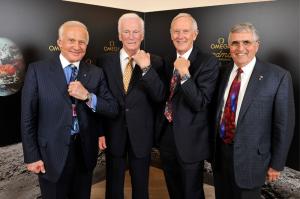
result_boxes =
[213,22,295,199]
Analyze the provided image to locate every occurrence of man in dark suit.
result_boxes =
[156,13,220,199]
[97,13,165,199]
[21,21,118,199]
[213,22,295,199]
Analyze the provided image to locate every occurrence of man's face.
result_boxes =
[57,26,88,63]
[229,31,259,67]
[119,18,144,56]
[171,17,197,55]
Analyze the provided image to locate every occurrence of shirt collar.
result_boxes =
[120,48,140,61]
[176,47,193,60]
[233,57,256,75]
[59,54,80,69]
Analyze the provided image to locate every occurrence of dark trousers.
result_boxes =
[159,123,205,199]
[105,138,150,199]
[214,138,261,199]
[38,135,93,199]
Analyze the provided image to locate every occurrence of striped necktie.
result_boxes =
[123,58,133,93]
[69,64,79,135]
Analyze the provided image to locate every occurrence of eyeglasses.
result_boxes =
[230,40,258,48]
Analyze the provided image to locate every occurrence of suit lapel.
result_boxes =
[237,61,265,124]
[111,53,125,95]
[216,64,234,122]
[49,57,71,105]
[187,47,199,76]
[126,64,142,94]
[77,61,91,86]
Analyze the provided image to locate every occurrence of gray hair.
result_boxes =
[170,13,199,33]
[228,22,260,44]
[118,13,145,34]
[58,21,89,44]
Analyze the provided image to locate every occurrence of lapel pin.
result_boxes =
[83,74,87,77]
[259,75,263,80]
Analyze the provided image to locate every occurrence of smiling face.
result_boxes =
[170,16,198,55]
[119,17,144,56]
[57,25,88,63]
[229,31,259,68]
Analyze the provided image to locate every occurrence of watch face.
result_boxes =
[182,74,190,81]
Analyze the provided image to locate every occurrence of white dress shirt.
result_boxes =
[120,48,136,75]
[221,57,256,124]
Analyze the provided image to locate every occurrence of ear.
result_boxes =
[255,41,260,52]
[57,39,62,48]
[193,31,198,41]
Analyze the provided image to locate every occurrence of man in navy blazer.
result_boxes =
[21,21,118,199]
[156,13,220,199]
[213,23,295,199]
[97,13,165,199]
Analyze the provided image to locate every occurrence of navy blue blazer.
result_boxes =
[21,56,118,182]
[213,59,295,188]
[156,46,220,163]
[97,52,165,158]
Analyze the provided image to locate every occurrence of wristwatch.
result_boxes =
[181,73,191,81]
[142,65,151,73]
[84,92,92,102]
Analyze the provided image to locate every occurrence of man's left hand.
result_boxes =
[68,81,89,100]
[266,167,281,182]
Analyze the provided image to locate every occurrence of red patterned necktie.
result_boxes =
[164,70,179,122]
[220,68,243,144]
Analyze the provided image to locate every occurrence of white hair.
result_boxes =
[58,20,89,44]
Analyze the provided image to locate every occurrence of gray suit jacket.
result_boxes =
[214,59,295,189]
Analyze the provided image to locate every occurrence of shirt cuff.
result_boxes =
[86,93,97,112]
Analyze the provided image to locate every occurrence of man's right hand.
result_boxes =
[26,160,46,174]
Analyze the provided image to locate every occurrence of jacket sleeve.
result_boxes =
[181,55,220,111]
[21,63,41,163]
[140,55,166,103]
[270,71,295,171]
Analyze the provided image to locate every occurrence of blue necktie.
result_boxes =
[69,65,79,135]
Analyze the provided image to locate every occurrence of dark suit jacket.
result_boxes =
[21,56,118,182]
[156,46,220,163]
[97,52,165,158]
[213,59,295,189]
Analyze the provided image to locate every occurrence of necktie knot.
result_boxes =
[237,67,243,75]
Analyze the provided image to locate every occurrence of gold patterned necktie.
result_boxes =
[123,57,133,93]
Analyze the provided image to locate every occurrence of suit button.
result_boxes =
[125,108,129,112]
